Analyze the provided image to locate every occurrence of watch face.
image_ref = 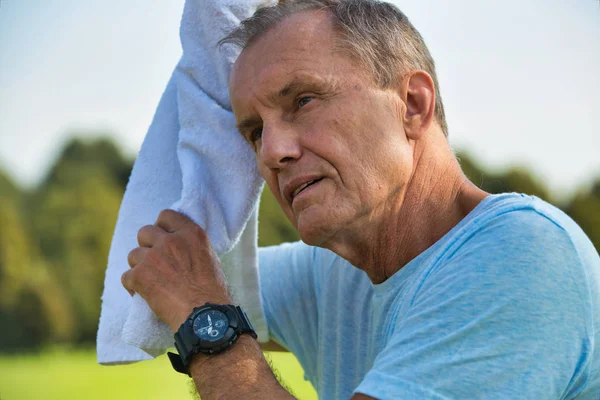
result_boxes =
[192,309,229,342]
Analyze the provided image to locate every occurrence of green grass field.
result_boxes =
[0,347,317,400]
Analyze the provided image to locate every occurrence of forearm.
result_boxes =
[189,335,295,400]
[122,210,293,397]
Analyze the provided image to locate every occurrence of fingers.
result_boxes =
[137,224,164,247]
[121,269,136,297]
[124,246,148,296]
[127,246,148,268]
[155,209,192,233]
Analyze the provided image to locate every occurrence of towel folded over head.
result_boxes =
[96,0,274,365]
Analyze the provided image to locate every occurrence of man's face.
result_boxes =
[230,11,415,247]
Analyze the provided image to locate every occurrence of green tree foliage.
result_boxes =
[564,178,600,253]
[0,199,29,307]
[0,288,48,352]
[457,151,551,201]
[35,168,123,341]
[0,190,45,351]
[0,192,72,351]
[258,187,299,247]
[27,137,128,343]
[0,169,22,204]
[40,137,133,191]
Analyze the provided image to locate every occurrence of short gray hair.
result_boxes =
[220,0,448,137]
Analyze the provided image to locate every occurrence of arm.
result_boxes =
[122,210,294,399]
[121,210,378,399]
[190,335,294,399]
[189,335,375,400]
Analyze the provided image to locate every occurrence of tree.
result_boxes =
[41,136,133,191]
[0,198,32,311]
[258,186,299,247]
[26,137,129,342]
[564,178,600,252]
[457,151,551,202]
[0,169,21,204]
[0,195,72,350]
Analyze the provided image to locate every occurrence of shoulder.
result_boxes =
[445,194,592,269]
[415,194,596,342]
[407,194,598,338]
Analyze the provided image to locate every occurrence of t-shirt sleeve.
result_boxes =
[258,241,320,379]
[354,210,594,399]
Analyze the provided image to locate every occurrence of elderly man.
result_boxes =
[122,0,600,399]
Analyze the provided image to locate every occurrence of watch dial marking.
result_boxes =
[193,309,229,342]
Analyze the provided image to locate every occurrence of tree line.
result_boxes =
[0,135,598,352]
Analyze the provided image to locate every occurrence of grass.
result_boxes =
[0,347,317,400]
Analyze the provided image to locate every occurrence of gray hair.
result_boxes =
[220,0,448,137]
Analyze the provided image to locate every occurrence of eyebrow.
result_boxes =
[270,79,304,103]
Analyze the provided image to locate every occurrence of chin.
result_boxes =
[298,230,321,247]
[296,215,334,248]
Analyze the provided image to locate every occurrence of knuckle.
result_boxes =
[122,262,155,297]
[137,224,153,240]
[127,248,139,267]
[121,270,134,290]
[188,223,207,240]
[158,209,175,222]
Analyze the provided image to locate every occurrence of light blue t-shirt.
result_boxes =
[258,193,600,399]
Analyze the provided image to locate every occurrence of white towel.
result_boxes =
[96,0,273,365]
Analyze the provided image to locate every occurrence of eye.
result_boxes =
[298,96,313,108]
[250,127,263,143]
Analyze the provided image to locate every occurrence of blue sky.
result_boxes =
[0,0,599,199]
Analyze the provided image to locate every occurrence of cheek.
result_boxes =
[331,117,412,198]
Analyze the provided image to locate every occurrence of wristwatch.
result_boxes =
[167,302,257,376]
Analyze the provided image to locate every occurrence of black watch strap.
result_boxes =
[234,305,258,337]
[167,351,190,376]
[168,304,257,376]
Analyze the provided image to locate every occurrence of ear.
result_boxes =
[399,70,436,140]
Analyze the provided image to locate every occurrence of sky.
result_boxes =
[0,0,599,200]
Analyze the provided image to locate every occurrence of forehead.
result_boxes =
[229,11,340,104]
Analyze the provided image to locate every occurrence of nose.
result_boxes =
[258,122,302,170]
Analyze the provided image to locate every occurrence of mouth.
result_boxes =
[288,177,324,203]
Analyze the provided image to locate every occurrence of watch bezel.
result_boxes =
[170,302,257,375]
[186,303,241,355]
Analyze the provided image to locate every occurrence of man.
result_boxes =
[121,1,600,398]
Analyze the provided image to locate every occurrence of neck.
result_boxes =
[326,130,488,284]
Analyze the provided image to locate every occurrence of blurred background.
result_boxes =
[0,0,599,399]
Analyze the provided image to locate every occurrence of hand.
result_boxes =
[121,209,232,332]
